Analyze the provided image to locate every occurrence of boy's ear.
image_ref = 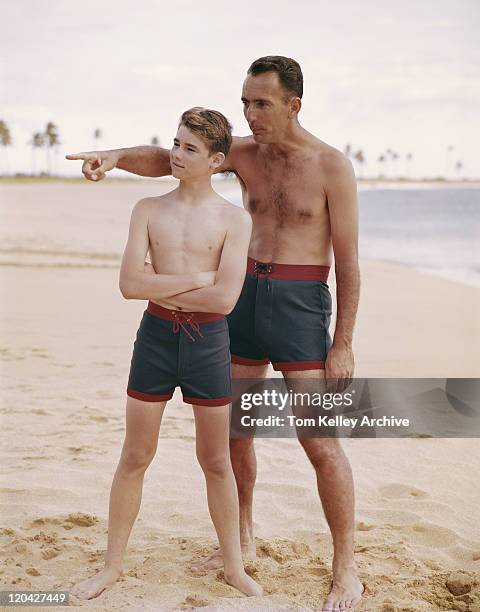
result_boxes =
[211,151,225,170]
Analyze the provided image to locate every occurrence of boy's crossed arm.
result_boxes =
[119,199,215,301]
[159,210,252,315]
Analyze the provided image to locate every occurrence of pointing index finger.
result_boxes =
[65,152,95,161]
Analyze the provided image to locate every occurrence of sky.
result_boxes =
[1,0,479,178]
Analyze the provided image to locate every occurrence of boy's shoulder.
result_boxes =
[211,193,252,226]
[133,192,174,212]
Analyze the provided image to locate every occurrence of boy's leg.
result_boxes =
[190,361,268,572]
[192,403,262,597]
[191,363,268,571]
[71,397,166,599]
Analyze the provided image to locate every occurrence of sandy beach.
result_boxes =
[1,182,479,611]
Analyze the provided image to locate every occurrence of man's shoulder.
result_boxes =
[224,136,258,176]
[230,135,257,156]
[308,136,353,173]
[304,137,357,209]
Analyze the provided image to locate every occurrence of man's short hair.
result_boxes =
[179,107,232,156]
[247,56,303,99]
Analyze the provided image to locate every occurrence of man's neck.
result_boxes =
[265,121,310,156]
[177,176,214,204]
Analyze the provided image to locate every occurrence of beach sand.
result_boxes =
[1,182,479,611]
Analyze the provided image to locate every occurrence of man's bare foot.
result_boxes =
[71,566,123,600]
[190,542,256,572]
[322,564,364,611]
[224,569,263,597]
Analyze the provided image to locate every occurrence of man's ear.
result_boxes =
[289,97,302,118]
[211,151,225,170]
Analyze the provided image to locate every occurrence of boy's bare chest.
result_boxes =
[148,208,225,254]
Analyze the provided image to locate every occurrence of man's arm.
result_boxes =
[119,199,215,301]
[66,146,172,181]
[161,210,252,315]
[65,137,243,182]
[324,154,361,385]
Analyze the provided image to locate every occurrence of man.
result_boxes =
[71,108,262,600]
[68,56,363,611]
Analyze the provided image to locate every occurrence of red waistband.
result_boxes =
[246,257,330,281]
[147,301,224,323]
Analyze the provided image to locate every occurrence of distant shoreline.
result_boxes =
[1,175,480,188]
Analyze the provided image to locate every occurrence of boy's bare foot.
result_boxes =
[71,566,123,600]
[190,542,256,572]
[321,564,364,611]
[224,569,263,597]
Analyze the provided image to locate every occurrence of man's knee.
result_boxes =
[120,443,156,473]
[299,438,344,470]
[229,437,255,466]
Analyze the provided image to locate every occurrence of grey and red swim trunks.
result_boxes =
[127,302,231,406]
[227,257,332,371]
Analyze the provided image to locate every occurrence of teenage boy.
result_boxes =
[71,108,261,600]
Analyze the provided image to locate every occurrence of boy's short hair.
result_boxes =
[248,55,303,100]
[179,107,232,156]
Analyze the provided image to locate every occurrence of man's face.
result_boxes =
[170,125,216,180]
[241,72,294,144]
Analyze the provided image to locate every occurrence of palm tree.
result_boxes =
[0,120,12,175]
[455,161,463,180]
[353,149,366,179]
[391,151,400,179]
[377,154,386,179]
[151,136,160,146]
[93,128,102,150]
[29,132,45,176]
[45,122,60,175]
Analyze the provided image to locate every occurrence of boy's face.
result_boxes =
[170,125,220,180]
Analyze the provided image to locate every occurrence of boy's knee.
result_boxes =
[120,444,156,472]
[197,451,231,478]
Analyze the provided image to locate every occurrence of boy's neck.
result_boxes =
[177,176,214,204]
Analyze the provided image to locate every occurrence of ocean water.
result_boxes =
[356,187,480,287]
[1,182,479,287]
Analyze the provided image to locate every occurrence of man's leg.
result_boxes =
[190,361,268,571]
[192,403,262,597]
[71,397,166,599]
[231,362,270,554]
[283,369,363,612]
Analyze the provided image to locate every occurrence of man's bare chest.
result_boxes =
[238,161,326,227]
